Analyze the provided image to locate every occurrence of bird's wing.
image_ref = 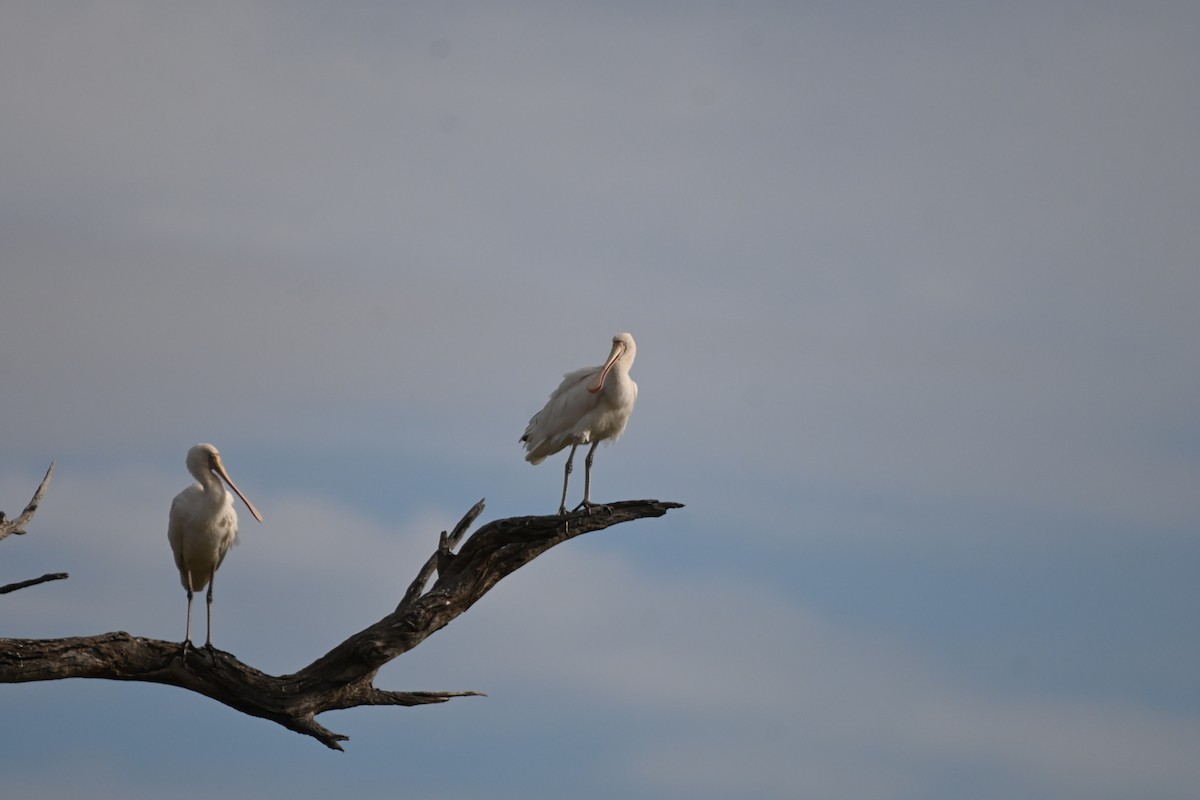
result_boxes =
[550,365,599,398]
[167,492,188,574]
[223,502,241,550]
[521,366,600,457]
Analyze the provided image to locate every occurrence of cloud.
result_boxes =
[3,334,1196,796]
[384,544,1200,799]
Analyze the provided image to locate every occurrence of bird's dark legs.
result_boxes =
[182,572,195,661]
[582,441,598,507]
[180,569,216,663]
[560,441,609,515]
[571,442,602,513]
[184,591,194,645]
[205,572,215,649]
[559,443,579,515]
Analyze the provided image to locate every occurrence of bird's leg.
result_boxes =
[572,442,603,514]
[182,571,195,662]
[184,591,194,645]
[204,571,215,650]
[558,442,579,515]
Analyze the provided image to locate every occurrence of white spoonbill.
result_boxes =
[521,332,638,514]
[167,443,263,655]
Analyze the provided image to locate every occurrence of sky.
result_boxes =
[2,1,1198,798]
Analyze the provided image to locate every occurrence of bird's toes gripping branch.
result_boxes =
[571,500,611,516]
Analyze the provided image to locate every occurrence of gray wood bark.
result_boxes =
[0,463,68,594]
[0,462,55,542]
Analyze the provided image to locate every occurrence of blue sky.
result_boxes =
[2,2,1199,798]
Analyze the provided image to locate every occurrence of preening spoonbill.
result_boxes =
[167,443,262,655]
[521,332,638,514]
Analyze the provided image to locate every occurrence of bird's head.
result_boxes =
[587,332,636,393]
[186,443,264,523]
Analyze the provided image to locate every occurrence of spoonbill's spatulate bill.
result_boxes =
[167,443,263,656]
[521,332,638,514]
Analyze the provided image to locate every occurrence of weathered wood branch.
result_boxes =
[0,498,683,749]
[0,572,69,595]
[0,462,55,541]
[1,462,68,594]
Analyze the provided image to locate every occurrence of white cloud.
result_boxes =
[383,545,1200,799]
[4,428,1198,799]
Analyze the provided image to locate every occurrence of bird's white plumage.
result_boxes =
[167,443,262,650]
[521,333,638,513]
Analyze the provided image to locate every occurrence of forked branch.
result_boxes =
[0,462,67,594]
[0,497,683,749]
[0,461,56,542]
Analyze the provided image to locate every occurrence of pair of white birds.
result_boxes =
[168,332,638,652]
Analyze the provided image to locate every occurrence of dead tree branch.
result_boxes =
[0,461,55,542]
[1,462,68,593]
[0,572,69,595]
[0,498,683,749]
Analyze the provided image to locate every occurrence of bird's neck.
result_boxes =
[198,471,226,496]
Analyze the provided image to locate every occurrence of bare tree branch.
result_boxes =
[0,572,69,595]
[0,498,683,750]
[1,462,68,595]
[399,497,485,608]
[0,462,55,541]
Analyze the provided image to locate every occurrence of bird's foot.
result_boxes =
[571,500,610,516]
[180,639,193,664]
